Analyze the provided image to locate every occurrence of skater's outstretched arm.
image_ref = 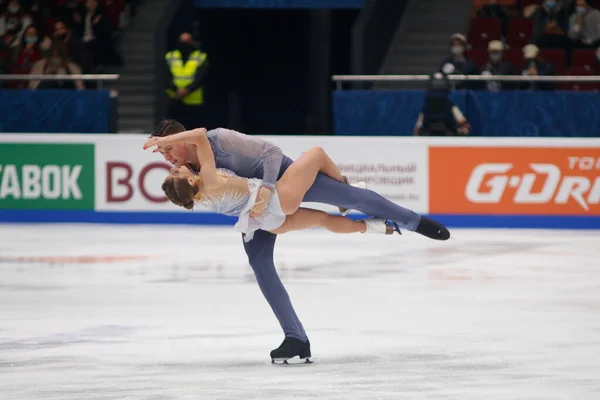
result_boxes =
[144,128,221,188]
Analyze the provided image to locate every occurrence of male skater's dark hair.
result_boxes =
[151,119,186,137]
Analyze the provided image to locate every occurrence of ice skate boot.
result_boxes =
[415,216,450,240]
[361,218,400,235]
[270,337,312,365]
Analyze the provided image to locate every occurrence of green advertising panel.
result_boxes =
[0,143,94,210]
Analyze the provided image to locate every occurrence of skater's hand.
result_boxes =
[143,136,171,153]
[250,187,271,218]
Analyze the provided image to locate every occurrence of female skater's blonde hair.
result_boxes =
[162,175,199,210]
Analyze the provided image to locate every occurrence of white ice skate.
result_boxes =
[361,218,397,235]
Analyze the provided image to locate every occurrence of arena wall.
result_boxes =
[0,134,598,229]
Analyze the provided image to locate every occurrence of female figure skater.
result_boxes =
[145,121,450,365]
[144,128,396,243]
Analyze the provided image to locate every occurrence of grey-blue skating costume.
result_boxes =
[207,128,421,342]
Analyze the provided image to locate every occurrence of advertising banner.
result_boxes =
[2,134,598,228]
[0,143,95,210]
[95,138,177,212]
[429,147,600,215]
[266,136,428,214]
[94,135,429,214]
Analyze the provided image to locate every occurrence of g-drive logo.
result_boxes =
[466,157,600,211]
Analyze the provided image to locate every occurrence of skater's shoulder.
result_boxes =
[208,127,246,138]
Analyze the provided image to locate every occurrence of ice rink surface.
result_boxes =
[1,223,599,399]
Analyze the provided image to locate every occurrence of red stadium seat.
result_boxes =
[467,49,489,68]
[506,18,533,48]
[571,49,599,72]
[503,48,525,71]
[539,49,566,74]
[468,18,501,48]
[558,67,600,91]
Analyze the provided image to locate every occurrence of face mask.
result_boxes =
[490,53,502,62]
[451,46,464,56]
[51,57,62,67]
[576,6,586,13]
[545,0,556,9]
[25,37,37,44]
[8,5,20,13]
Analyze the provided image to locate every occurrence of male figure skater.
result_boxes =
[149,120,450,364]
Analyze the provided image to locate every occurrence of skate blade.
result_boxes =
[390,221,402,235]
[271,357,313,366]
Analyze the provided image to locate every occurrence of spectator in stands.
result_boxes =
[439,33,478,89]
[165,32,209,129]
[72,0,121,67]
[41,20,88,71]
[413,73,470,137]
[520,44,555,90]
[28,39,85,90]
[568,0,600,49]
[532,0,570,49]
[9,24,41,88]
[0,0,33,39]
[480,40,516,91]
[477,0,511,37]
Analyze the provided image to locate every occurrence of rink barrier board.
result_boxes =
[1,134,599,229]
[0,210,599,230]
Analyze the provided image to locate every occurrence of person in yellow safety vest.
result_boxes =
[165,32,208,129]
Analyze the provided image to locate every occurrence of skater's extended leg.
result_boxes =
[303,172,422,230]
[270,208,392,235]
[275,157,449,240]
[242,229,308,342]
[276,147,344,215]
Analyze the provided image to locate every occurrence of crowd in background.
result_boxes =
[440,0,600,92]
[419,0,600,137]
[0,0,135,90]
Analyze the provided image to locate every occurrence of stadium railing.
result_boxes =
[0,74,120,89]
[332,74,600,90]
